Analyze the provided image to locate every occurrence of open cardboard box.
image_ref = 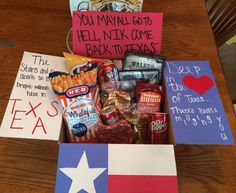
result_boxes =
[0,52,234,144]
[0,52,234,193]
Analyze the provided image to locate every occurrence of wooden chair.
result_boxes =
[206,0,236,47]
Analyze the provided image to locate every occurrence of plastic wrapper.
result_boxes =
[122,104,149,143]
[100,81,134,109]
[70,0,143,15]
[123,52,165,83]
[135,81,164,113]
[49,68,101,143]
[119,70,161,84]
[102,90,131,111]
[96,120,135,143]
[63,52,111,75]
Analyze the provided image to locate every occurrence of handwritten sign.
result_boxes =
[72,11,163,59]
[164,61,234,144]
[0,52,67,141]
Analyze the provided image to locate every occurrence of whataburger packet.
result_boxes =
[69,0,143,15]
[49,68,101,143]
[63,52,112,75]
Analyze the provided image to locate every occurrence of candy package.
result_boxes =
[135,81,164,113]
[69,0,143,15]
[100,80,136,109]
[121,104,149,143]
[101,90,131,111]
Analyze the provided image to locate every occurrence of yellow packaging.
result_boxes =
[63,52,112,75]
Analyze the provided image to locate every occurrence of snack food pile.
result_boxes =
[49,52,168,144]
[70,0,143,13]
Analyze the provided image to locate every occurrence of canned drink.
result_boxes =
[99,63,120,86]
[149,113,168,144]
[100,105,121,125]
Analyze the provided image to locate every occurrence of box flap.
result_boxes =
[0,51,67,141]
[164,61,234,144]
[55,144,179,193]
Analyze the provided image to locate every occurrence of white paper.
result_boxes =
[0,51,67,141]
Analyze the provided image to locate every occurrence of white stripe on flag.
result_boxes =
[108,144,177,176]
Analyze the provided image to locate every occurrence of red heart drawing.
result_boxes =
[182,75,214,95]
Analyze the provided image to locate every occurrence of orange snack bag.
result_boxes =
[49,68,101,143]
[63,52,112,75]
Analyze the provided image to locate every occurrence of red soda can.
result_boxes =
[100,105,121,125]
[99,63,120,85]
[149,113,168,144]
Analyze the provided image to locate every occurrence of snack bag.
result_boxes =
[123,52,165,83]
[123,53,165,70]
[135,81,164,113]
[63,52,111,75]
[69,0,143,15]
[49,68,101,143]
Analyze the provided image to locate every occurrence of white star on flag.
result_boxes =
[60,151,106,193]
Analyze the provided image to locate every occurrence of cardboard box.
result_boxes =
[1,51,233,146]
[55,144,179,193]
[0,51,67,141]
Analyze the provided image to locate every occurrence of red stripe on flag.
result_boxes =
[108,175,178,193]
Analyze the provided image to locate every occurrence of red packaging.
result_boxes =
[149,113,168,144]
[96,120,135,144]
[99,63,120,89]
[100,105,121,125]
[135,81,163,113]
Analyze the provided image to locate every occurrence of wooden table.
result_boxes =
[0,0,236,192]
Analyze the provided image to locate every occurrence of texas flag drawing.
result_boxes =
[55,144,179,193]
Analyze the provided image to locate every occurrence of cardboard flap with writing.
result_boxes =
[0,51,67,141]
[72,11,163,59]
[164,61,234,144]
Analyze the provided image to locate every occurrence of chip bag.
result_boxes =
[69,0,143,15]
[49,68,101,143]
[63,52,111,75]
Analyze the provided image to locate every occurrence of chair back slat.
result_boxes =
[206,0,236,46]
